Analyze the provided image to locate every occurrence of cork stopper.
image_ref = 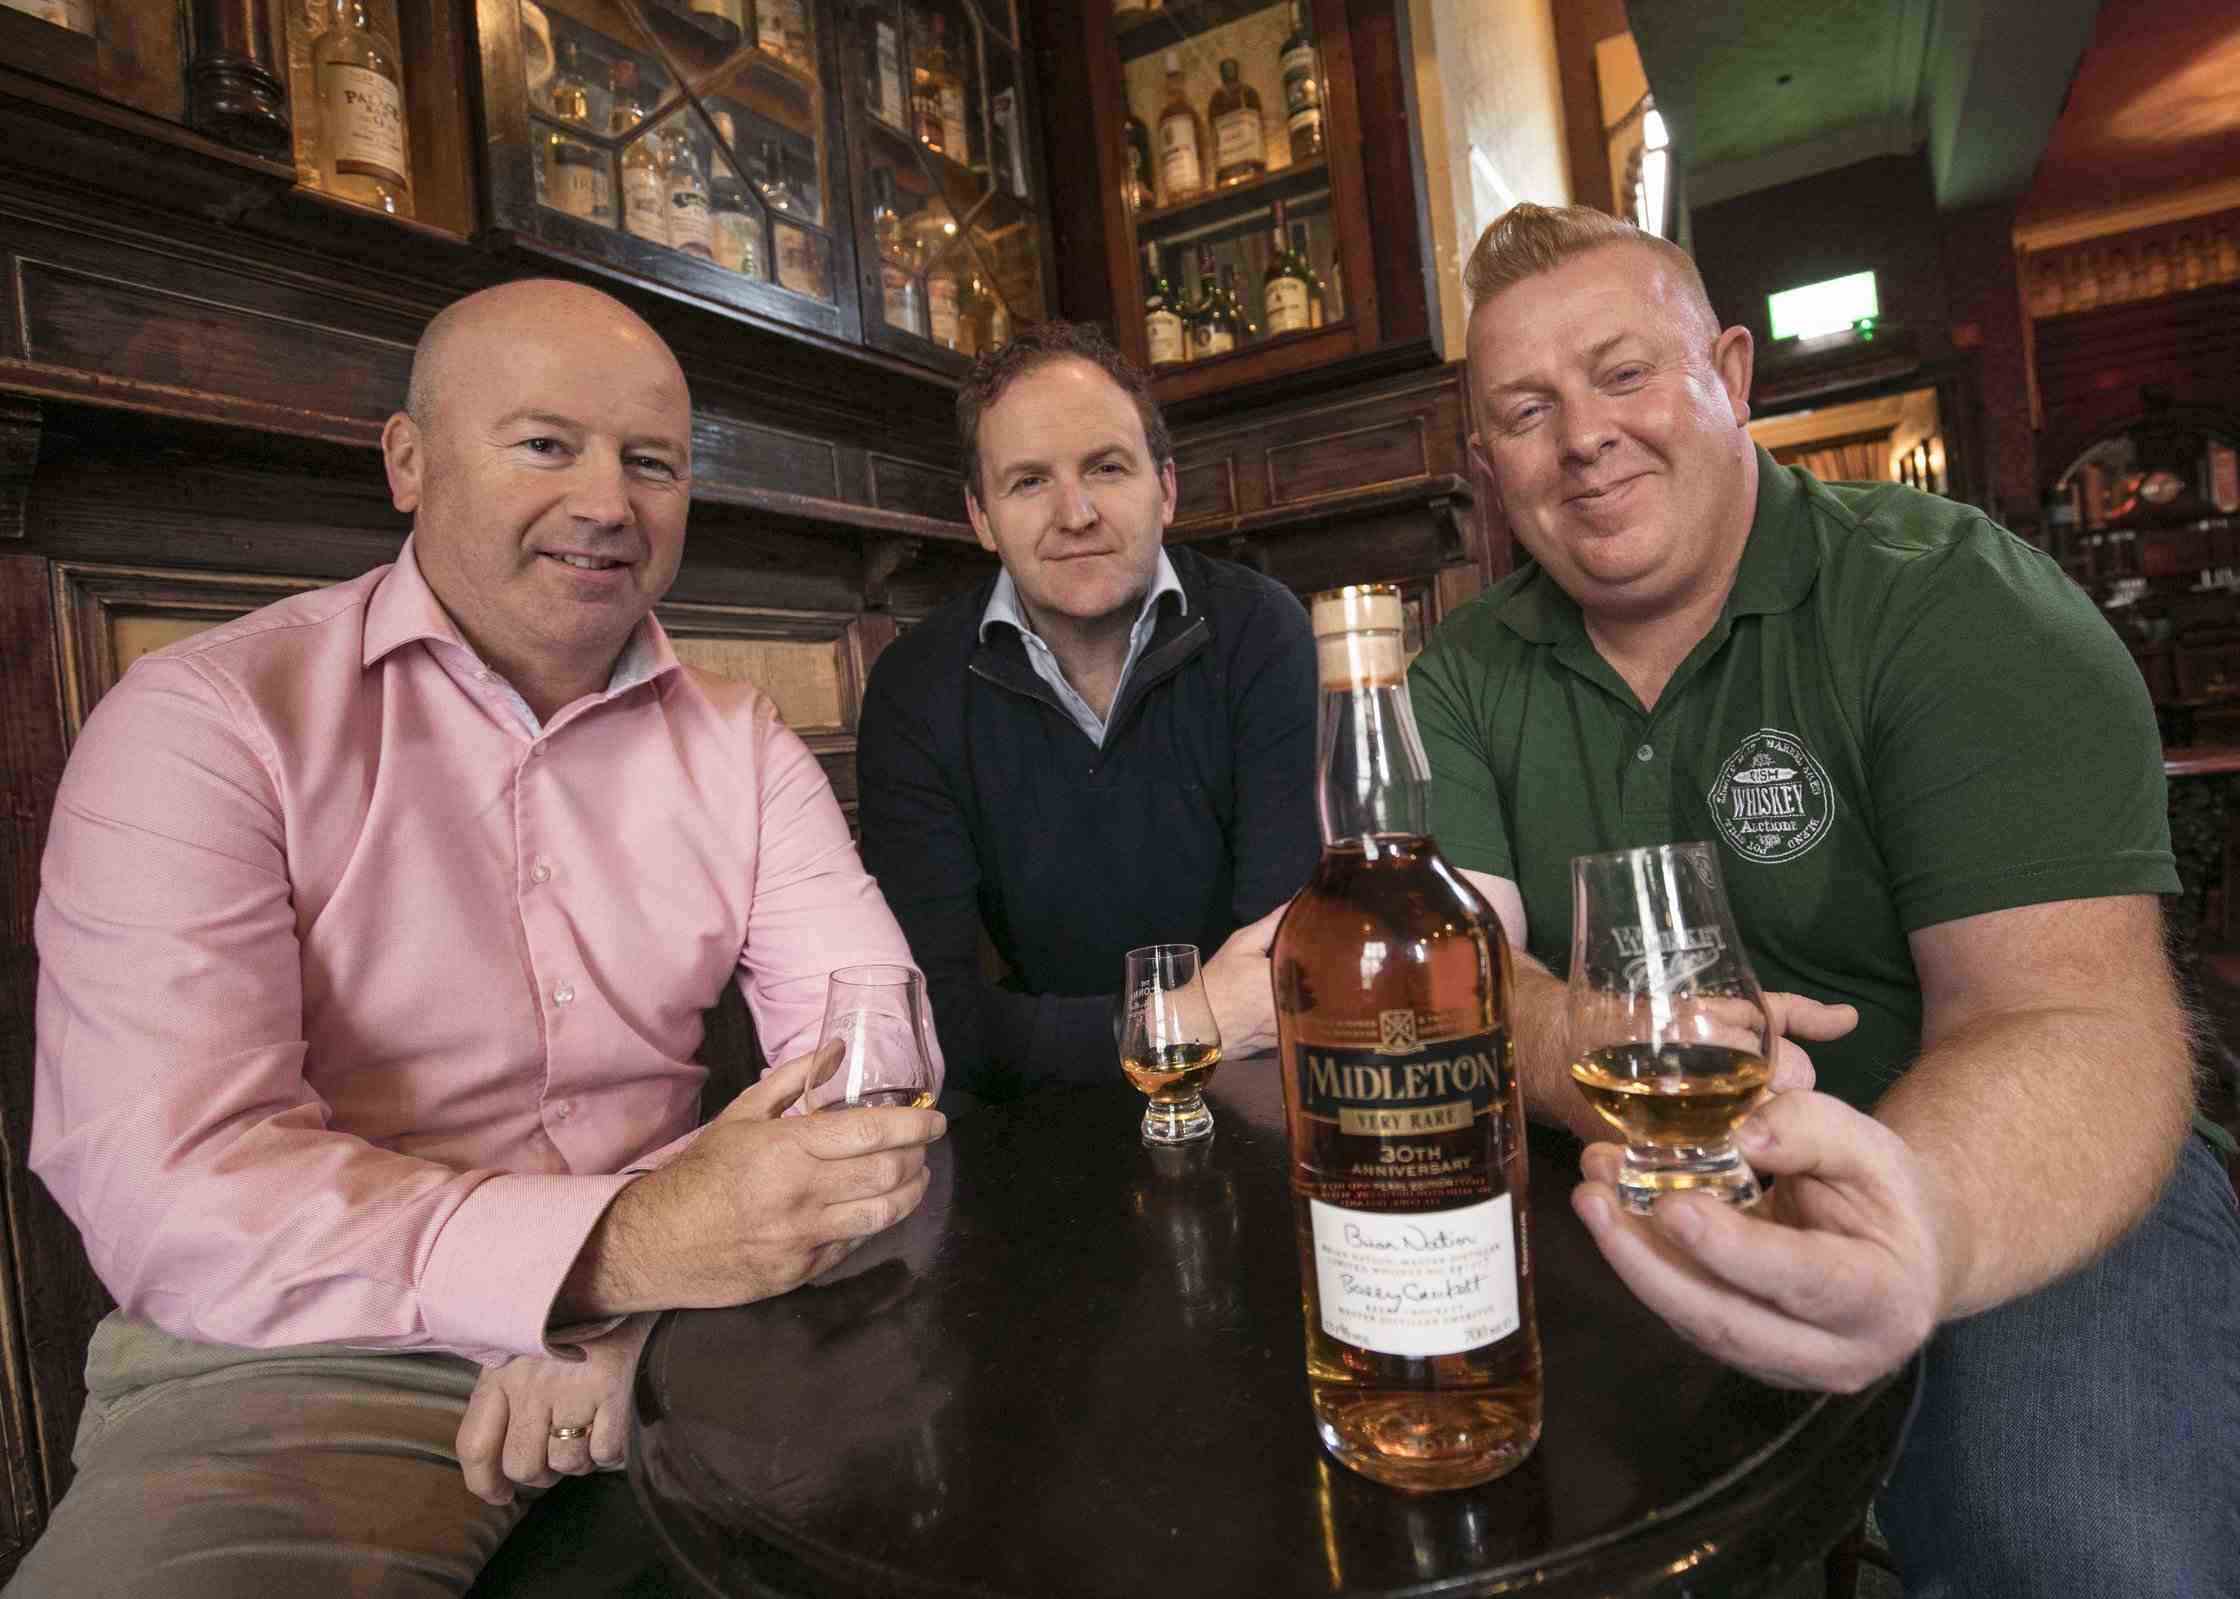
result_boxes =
[1310,583,1406,687]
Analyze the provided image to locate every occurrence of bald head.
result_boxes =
[403,279,690,431]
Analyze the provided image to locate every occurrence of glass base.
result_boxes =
[1314,1394,1540,1493]
[1140,1090,1214,1144]
[1616,1141,1762,1215]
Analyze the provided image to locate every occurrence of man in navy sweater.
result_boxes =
[856,322,1319,1098]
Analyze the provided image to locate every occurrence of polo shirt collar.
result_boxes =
[362,534,682,691]
[978,548,1188,645]
[1489,445,1821,645]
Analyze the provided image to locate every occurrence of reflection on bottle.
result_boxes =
[614,61,667,245]
[662,120,713,258]
[707,112,767,277]
[871,166,927,336]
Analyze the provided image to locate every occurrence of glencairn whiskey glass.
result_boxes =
[1566,842,1772,1213]
[798,964,937,1112]
[1120,943,1222,1144]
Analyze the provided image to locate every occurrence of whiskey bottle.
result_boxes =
[935,16,971,162]
[707,112,767,277]
[661,120,714,258]
[313,0,414,217]
[1143,241,1185,366]
[870,15,906,127]
[1121,111,1155,212]
[1279,0,1323,160]
[871,167,928,337]
[1270,583,1541,1493]
[542,39,607,223]
[1156,50,1205,203]
[754,0,800,66]
[1207,57,1266,187]
[926,249,965,351]
[688,0,745,48]
[614,63,668,245]
[1293,219,1325,327]
[1264,201,1310,335]
[912,12,958,156]
[1190,245,1235,357]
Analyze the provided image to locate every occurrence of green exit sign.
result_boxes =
[1768,272,1879,341]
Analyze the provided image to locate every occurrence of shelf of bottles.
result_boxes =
[492,0,840,300]
[849,0,1044,358]
[2045,424,2240,604]
[1111,0,1343,370]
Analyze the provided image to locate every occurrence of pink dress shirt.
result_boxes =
[32,540,935,1365]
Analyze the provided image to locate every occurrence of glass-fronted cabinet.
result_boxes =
[842,0,1047,369]
[476,0,1050,365]
[1050,0,1387,401]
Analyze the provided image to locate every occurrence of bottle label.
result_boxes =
[756,0,788,53]
[622,166,667,241]
[1283,44,1319,108]
[928,274,962,346]
[1308,1194,1520,1358]
[667,186,712,253]
[775,224,820,295]
[1146,308,1184,364]
[1214,108,1264,170]
[1159,116,1201,195]
[882,263,925,334]
[876,22,905,125]
[322,64,410,188]
[940,85,968,161]
[550,156,599,219]
[1266,276,1310,333]
[1198,324,1235,356]
[710,211,758,275]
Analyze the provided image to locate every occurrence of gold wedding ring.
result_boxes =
[548,1423,591,1441]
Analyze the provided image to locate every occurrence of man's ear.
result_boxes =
[1712,324,1755,426]
[964,482,997,555]
[1157,456,1178,528]
[382,411,425,515]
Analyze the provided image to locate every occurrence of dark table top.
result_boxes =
[630,1060,1918,1599]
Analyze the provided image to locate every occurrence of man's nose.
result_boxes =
[568,449,634,527]
[1556,392,1619,469]
[1055,476,1098,530]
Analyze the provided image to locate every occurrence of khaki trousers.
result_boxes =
[6,1313,532,1599]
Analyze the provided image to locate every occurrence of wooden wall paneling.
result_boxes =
[688,411,846,504]
[0,551,93,1553]
[0,402,34,541]
[1172,455,1238,524]
[868,455,967,524]
[1266,414,1430,505]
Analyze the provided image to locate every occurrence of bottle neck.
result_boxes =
[1315,656,1432,845]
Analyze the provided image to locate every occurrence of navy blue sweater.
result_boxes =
[856,546,1319,1095]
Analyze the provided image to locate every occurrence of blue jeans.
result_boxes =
[1877,1136,2240,1598]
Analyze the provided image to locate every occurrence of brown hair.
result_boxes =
[1463,203,1716,335]
[955,320,1172,509]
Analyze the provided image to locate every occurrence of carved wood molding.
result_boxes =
[49,561,323,739]
[0,400,35,541]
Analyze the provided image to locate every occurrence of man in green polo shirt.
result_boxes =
[1413,203,2238,1597]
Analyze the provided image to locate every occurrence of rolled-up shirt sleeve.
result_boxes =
[32,661,621,1363]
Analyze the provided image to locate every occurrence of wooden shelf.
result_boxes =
[1135,157,1328,239]
[1114,0,1292,63]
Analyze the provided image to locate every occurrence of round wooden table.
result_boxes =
[630,1061,1918,1598]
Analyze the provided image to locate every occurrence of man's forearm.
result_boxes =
[554,1176,676,1321]
[1875,999,2194,1322]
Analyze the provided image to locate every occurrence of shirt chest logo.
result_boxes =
[1707,728,1834,864]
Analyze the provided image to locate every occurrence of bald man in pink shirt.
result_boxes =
[14,280,946,1596]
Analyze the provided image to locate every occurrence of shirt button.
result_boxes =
[1636,743,1655,763]
[552,982,575,1005]
[530,860,553,884]
[476,670,494,683]
[553,1100,573,1120]
[531,742,547,758]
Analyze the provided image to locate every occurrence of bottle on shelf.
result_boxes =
[1121,111,1154,212]
[912,11,964,159]
[1279,0,1323,161]
[312,0,414,217]
[1191,244,1235,357]
[614,64,669,245]
[1270,583,1541,1492]
[1292,219,1326,327]
[1265,202,1311,335]
[661,119,714,259]
[1156,50,1206,204]
[1219,263,1252,341]
[688,0,746,48]
[707,111,768,278]
[870,12,906,127]
[926,242,966,351]
[978,272,1012,350]
[1208,57,1266,188]
[1144,241,1185,366]
[541,39,607,224]
[754,0,804,68]
[754,138,822,296]
[871,166,929,337]
[993,86,1028,198]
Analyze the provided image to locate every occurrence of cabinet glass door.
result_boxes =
[1112,0,1341,373]
[848,0,1045,363]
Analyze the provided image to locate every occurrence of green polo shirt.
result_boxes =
[1410,448,2180,1112]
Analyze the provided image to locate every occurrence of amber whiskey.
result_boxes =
[313,0,413,216]
[1207,57,1266,186]
[1270,584,1541,1493]
[1264,201,1310,335]
[1155,50,1205,203]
